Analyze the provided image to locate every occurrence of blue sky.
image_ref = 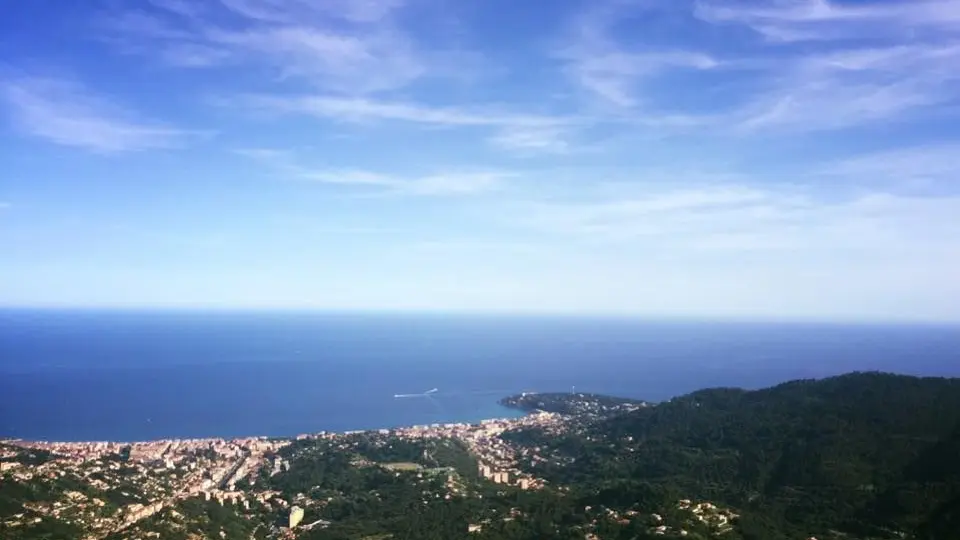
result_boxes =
[1,0,959,321]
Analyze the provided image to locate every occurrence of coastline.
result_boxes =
[0,413,520,448]
[1,394,537,447]
[1,390,649,448]
[0,394,526,444]
[6,314,959,446]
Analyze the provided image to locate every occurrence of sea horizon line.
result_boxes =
[2,306,957,327]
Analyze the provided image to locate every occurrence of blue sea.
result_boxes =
[1,310,958,442]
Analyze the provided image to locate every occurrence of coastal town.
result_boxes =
[1,435,289,537]
[2,392,755,540]
[1,403,575,539]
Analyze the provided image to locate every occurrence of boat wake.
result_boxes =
[393,388,439,398]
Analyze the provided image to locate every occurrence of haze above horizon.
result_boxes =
[2,0,959,322]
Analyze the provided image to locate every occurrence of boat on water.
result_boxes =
[394,388,439,398]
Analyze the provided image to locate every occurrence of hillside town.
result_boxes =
[1,408,569,538]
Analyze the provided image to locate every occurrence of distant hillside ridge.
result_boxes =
[515,371,960,539]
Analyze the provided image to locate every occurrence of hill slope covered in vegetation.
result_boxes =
[509,372,960,539]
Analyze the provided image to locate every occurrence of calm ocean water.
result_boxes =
[1,310,958,442]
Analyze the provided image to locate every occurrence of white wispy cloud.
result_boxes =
[487,125,573,154]
[240,94,580,151]
[95,0,960,149]
[799,43,960,73]
[502,154,960,257]
[101,0,448,94]
[303,169,507,196]
[0,75,195,153]
[552,0,960,134]
[101,1,610,153]
[820,143,960,188]
[695,0,960,42]
[559,3,720,108]
[209,25,423,93]
[157,43,233,67]
[244,94,575,128]
[732,78,951,133]
[217,0,405,24]
[565,50,719,108]
[520,185,792,241]
[237,148,508,195]
[728,40,960,132]
[518,182,960,258]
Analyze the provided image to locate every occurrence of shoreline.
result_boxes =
[0,401,528,446]
[0,413,529,448]
[1,390,643,447]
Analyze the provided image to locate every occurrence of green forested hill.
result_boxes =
[519,372,960,540]
[884,422,960,539]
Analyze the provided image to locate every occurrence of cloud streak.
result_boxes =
[560,2,720,108]
[1,75,195,153]
[729,40,960,132]
[695,0,960,42]
[819,142,960,189]
[88,0,960,145]
[237,148,509,196]
[243,94,562,126]
[303,169,506,196]
[101,0,442,94]
[240,93,581,152]
[519,182,960,259]
[549,0,960,135]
